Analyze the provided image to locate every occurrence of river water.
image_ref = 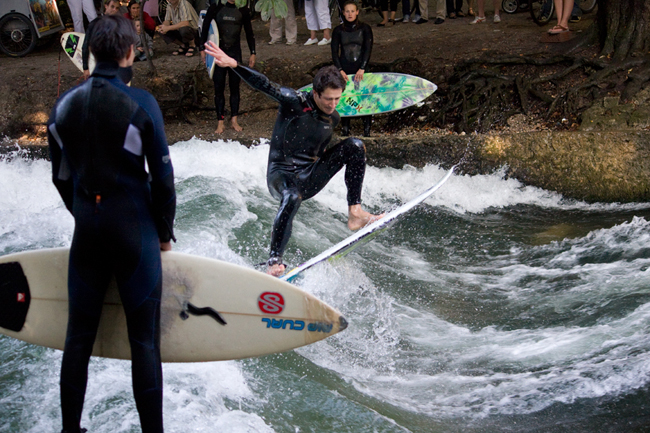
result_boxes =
[1,139,650,432]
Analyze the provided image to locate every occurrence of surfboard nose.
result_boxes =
[339,315,349,331]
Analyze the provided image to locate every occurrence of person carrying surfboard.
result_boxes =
[331,0,374,137]
[48,15,176,433]
[204,41,383,277]
[199,0,256,134]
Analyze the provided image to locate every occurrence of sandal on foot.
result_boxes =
[185,47,196,57]
[172,45,188,56]
[548,25,569,34]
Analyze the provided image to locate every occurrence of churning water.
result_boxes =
[2,139,650,432]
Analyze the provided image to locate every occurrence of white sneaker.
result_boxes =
[317,38,331,45]
[304,38,318,45]
[286,40,296,45]
[268,39,281,45]
[402,14,410,22]
[493,14,501,23]
[470,16,486,24]
[412,14,421,22]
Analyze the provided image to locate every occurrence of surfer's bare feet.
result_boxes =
[267,263,286,277]
[215,120,225,134]
[347,204,384,230]
[231,117,243,132]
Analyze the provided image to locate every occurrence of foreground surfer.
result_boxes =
[48,15,176,433]
[204,41,383,277]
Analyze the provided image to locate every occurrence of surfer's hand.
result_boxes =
[266,263,286,277]
[354,69,365,82]
[83,70,90,80]
[205,41,237,68]
[249,54,256,68]
[160,241,172,251]
[340,70,349,82]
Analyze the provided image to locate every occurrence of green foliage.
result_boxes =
[254,0,288,20]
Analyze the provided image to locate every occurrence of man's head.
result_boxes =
[89,15,138,64]
[312,65,347,115]
[104,0,121,15]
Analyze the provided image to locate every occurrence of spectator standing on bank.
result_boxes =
[269,0,298,44]
[548,0,574,34]
[377,0,398,26]
[68,0,98,33]
[332,0,373,136]
[304,0,332,45]
[469,0,500,23]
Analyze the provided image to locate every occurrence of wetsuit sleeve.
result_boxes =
[199,4,218,51]
[232,65,302,106]
[241,7,256,55]
[47,105,74,213]
[138,93,177,242]
[82,18,96,71]
[331,27,343,71]
[360,24,373,70]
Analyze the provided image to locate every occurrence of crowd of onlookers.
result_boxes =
[69,0,581,58]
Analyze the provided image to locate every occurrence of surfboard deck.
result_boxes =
[0,249,347,362]
[281,166,456,282]
[299,73,437,117]
[61,32,95,74]
[205,20,220,79]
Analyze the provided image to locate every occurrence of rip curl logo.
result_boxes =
[162,155,170,163]
[258,292,284,314]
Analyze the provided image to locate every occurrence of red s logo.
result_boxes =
[258,292,284,314]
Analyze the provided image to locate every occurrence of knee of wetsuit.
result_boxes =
[344,137,365,154]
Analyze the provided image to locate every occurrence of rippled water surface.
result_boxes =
[2,140,650,432]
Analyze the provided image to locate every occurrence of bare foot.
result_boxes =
[231,117,243,132]
[266,263,286,277]
[215,120,225,134]
[347,204,385,231]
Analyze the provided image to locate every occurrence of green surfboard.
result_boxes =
[299,72,437,117]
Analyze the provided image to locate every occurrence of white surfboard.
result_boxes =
[0,249,347,362]
[61,32,95,74]
[205,19,220,79]
[281,165,456,282]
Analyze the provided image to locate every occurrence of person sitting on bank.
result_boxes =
[134,19,154,61]
[204,41,384,277]
[158,0,200,57]
[125,0,157,38]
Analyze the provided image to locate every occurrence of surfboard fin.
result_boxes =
[180,302,227,326]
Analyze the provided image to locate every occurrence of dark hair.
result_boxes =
[104,0,120,6]
[313,65,347,95]
[128,0,140,10]
[89,15,138,62]
[342,0,359,9]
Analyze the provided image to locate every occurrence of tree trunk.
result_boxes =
[140,0,157,76]
[598,0,650,60]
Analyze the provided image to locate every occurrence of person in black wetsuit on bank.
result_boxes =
[204,41,384,277]
[48,15,176,433]
[200,0,256,134]
[331,0,373,137]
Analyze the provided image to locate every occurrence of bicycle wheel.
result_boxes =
[0,13,37,57]
[579,0,597,13]
[502,0,518,14]
[530,0,554,25]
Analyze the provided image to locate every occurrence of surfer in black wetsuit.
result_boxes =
[200,0,256,134]
[204,41,383,277]
[48,15,175,433]
[331,0,373,137]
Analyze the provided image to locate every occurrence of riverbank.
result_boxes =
[3,7,650,202]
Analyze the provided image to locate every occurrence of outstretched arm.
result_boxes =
[205,41,301,105]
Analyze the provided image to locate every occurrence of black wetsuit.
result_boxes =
[200,2,255,120]
[231,65,367,265]
[331,19,373,136]
[48,61,176,433]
